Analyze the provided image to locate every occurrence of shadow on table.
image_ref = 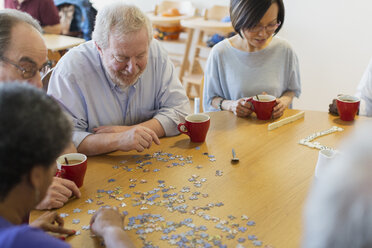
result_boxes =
[332,118,357,126]
[170,138,204,150]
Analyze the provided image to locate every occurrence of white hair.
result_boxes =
[303,121,372,248]
[92,2,153,49]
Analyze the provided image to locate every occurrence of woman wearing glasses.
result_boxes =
[203,0,301,119]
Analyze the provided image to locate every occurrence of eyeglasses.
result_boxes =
[0,56,52,79]
[248,21,281,33]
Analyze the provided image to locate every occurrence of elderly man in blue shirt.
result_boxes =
[48,3,190,156]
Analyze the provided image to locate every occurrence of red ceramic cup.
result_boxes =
[246,94,276,120]
[336,95,360,121]
[178,113,210,142]
[56,153,87,188]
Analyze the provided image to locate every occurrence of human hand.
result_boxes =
[90,207,123,237]
[328,98,339,116]
[30,211,76,235]
[272,98,286,119]
[230,98,253,117]
[36,177,81,210]
[116,126,160,152]
[93,125,132,134]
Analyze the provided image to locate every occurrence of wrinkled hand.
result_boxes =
[230,98,253,117]
[328,98,339,116]
[30,211,75,235]
[272,98,286,119]
[36,177,81,210]
[90,207,123,237]
[117,126,160,152]
[93,125,132,134]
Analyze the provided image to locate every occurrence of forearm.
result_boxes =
[43,24,62,34]
[279,91,295,108]
[102,227,135,248]
[77,133,119,156]
[136,119,165,137]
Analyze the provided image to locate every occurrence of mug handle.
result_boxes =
[55,168,65,178]
[177,123,190,136]
[245,97,255,112]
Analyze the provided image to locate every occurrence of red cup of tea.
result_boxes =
[246,94,276,120]
[56,153,87,188]
[177,113,210,142]
[336,95,360,121]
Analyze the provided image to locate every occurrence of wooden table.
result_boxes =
[31,110,367,247]
[43,34,85,64]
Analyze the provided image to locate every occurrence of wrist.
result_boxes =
[218,98,225,111]
[102,226,124,238]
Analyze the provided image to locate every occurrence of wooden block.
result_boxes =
[268,111,305,131]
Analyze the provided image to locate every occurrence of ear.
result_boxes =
[28,166,44,190]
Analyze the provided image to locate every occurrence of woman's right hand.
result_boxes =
[229,98,253,117]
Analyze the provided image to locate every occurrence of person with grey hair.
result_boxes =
[0,83,134,248]
[0,9,81,210]
[303,122,372,248]
[47,3,190,156]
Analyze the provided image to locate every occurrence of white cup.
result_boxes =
[315,150,339,179]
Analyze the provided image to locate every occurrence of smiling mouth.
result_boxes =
[256,39,267,43]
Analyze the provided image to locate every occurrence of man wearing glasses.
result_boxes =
[0,9,81,210]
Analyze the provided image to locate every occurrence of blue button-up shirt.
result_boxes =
[47,40,190,147]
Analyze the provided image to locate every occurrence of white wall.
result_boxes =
[94,0,372,111]
[281,0,372,111]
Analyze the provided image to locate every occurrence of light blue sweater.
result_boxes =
[203,36,301,112]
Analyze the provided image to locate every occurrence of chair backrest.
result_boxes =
[203,5,229,21]
[155,1,196,16]
[42,69,53,92]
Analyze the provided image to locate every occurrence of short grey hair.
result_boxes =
[0,82,72,200]
[92,3,153,49]
[303,121,372,248]
[0,9,42,57]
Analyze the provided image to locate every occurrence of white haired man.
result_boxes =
[0,9,81,210]
[303,122,372,247]
[48,3,190,156]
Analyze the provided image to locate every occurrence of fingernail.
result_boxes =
[58,236,66,240]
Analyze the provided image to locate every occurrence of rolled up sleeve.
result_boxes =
[47,70,92,148]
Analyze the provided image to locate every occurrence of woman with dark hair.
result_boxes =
[203,0,301,119]
[0,83,134,248]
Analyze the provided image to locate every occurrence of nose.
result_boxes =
[257,27,268,36]
[29,72,43,89]
[126,58,136,74]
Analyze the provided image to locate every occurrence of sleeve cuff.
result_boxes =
[72,131,92,148]
[154,114,180,137]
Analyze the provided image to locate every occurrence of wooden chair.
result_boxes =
[154,1,195,16]
[182,5,230,100]
[151,1,196,79]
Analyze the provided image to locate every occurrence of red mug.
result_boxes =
[336,95,360,121]
[56,153,87,188]
[246,94,276,120]
[178,113,210,142]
